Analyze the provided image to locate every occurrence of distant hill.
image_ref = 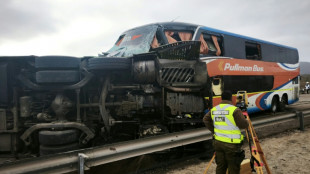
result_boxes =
[300,62,310,75]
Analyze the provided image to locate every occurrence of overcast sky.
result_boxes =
[0,0,309,62]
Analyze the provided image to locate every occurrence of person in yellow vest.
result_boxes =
[203,90,249,174]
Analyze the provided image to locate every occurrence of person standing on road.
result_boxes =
[306,82,310,94]
[203,90,249,174]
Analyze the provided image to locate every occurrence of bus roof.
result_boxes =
[141,22,297,51]
[199,26,297,50]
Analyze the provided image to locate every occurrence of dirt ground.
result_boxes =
[147,127,310,174]
[147,94,310,174]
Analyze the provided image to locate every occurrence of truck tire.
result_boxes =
[87,57,131,70]
[36,70,80,83]
[39,129,79,146]
[35,56,81,69]
[40,143,79,156]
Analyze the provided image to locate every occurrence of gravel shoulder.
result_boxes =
[145,95,310,174]
[146,127,310,174]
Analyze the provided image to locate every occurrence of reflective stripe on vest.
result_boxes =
[211,104,243,144]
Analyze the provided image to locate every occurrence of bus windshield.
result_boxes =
[107,25,158,57]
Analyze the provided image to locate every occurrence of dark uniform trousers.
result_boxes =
[213,140,243,174]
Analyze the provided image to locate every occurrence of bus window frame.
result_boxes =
[163,29,195,43]
[156,27,168,45]
[196,30,224,56]
[151,27,168,49]
[245,41,262,60]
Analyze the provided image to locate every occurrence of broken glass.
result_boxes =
[107,25,158,57]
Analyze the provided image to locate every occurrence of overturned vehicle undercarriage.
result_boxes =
[0,23,213,156]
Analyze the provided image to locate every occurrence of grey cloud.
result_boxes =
[0,0,309,61]
[0,1,59,44]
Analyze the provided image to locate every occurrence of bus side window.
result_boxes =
[212,36,221,56]
[199,34,209,54]
[164,30,193,44]
[292,77,299,84]
[151,35,159,48]
[200,34,223,56]
[151,30,166,49]
[212,77,223,96]
[246,42,262,60]
[115,35,125,46]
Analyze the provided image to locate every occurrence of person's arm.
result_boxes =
[203,111,214,134]
[233,108,249,129]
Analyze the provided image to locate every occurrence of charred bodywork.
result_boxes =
[0,23,211,156]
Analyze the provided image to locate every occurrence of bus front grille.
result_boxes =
[161,68,195,83]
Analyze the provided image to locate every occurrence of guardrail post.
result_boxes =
[78,153,89,174]
[297,112,304,131]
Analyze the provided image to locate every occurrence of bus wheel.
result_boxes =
[279,95,288,112]
[271,97,279,113]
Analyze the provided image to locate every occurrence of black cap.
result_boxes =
[221,90,232,101]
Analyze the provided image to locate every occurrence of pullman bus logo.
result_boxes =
[221,63,264,72]
[218,61,224,71]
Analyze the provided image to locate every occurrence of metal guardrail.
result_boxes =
[0,128,213,174]
[0,110,310,174]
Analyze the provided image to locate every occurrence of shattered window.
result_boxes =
[107,25,158,57]
[151,35,159,49]
[151,30,166,49]
[200,34,223,56]
[164,30,193,44]
[115,35,125,46]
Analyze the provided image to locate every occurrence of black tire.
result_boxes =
[36,70,80,83]
[39,129,79,146]
[279,95,288,112]
[35,56,81,69]
[87,57,131,70]
[271,97,279,113]
[40,143,79,156]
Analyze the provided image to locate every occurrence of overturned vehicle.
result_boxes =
[0,22,213,156]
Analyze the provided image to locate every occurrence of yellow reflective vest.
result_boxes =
[211,104,243,144]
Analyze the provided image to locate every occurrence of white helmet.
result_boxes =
[307,82,309,83]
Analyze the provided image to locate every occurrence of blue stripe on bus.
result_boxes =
[200,26,297,50]
[247,107,261,114]
[280,63,298,70]
[258,80,292,110]
[288,99,299,105]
